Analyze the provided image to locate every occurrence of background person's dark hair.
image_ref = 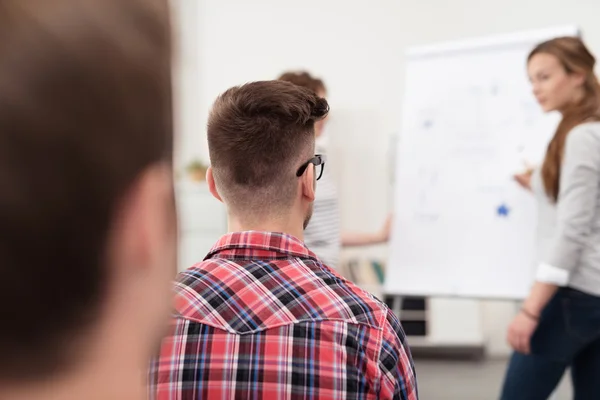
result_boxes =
[0,0,173,381]
[278,71,327,95]
[208,80,328,216]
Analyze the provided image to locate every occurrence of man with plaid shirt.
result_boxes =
[149,81,418,399]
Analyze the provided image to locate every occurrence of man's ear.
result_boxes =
[206,167,223,202]
[110,162,175,276]
[301,164,316,202]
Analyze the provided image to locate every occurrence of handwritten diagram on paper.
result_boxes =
[387,28,576,300]
[402,73,556,223]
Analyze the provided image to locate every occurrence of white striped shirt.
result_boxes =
[304,147,341,269]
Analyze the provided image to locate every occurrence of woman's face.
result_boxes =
[527,52,584,113]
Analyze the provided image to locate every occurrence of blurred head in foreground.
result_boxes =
[0,0,176,399]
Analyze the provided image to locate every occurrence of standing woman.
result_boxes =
[501,36,600,399]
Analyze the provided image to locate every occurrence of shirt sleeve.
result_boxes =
[537,124,600,285]
[378,307,419,400]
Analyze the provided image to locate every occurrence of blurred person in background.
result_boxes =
[0,1,176,399]
[502,36,600,399]
[278,71,392,270]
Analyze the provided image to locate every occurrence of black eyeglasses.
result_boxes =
[296,154,326,181]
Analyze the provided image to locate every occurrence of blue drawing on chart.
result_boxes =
[423,119,434,129]
[497,203,510,217]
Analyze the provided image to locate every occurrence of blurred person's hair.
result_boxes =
[278,71,327,95]
[530,37,600,201]
[207,80,328,216]
[0,0,173,381]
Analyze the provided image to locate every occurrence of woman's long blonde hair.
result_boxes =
[529,37,600,202]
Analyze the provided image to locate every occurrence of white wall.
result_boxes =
[173,0,600,356]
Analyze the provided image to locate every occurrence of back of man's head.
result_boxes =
[0,0,174,389]
[207,80,328,218]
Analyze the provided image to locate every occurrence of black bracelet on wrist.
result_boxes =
[521,308,540,321]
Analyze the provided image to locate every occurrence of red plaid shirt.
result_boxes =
[149,231,418,399]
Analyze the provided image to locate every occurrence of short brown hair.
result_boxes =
[278,71,327,95]
[208,80,328,214]
[529,37,600,201]
[0,0,172,381]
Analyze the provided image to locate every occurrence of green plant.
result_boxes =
[185,159,208,181]
[186,159,207,172]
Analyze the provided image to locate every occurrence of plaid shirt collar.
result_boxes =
[175,230,350,331]
[157,232,419,400]
[204,230,321,263]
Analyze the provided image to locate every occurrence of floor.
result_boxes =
[414,358,571,399]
